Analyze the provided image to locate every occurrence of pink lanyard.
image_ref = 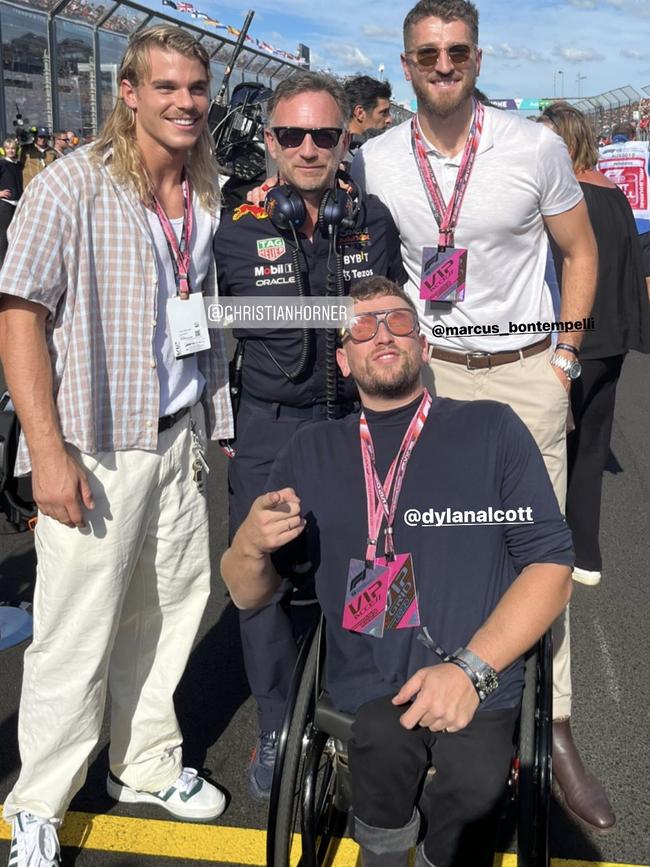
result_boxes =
[152,176,194,299]
[411,99,484,249]
[359,390,432,564]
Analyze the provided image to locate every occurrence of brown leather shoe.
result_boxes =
[552,718,616,833]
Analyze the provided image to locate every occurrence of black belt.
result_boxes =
[158,406,190,433]
[241,392,356,421]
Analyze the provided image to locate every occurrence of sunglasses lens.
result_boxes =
[415,47,439,67]
[311,128,341,148]
[275,127,306,148]
[448,45,472,63]
[387,310,417,336]
[348,314,378,342]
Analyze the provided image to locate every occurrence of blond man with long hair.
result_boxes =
[0,25,232,866]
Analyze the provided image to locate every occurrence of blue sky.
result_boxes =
[159,0,650,108]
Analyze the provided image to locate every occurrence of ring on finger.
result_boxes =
[286,518,292,532]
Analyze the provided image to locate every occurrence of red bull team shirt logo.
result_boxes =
[232,203,269,221]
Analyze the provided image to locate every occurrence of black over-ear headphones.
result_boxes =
[265,173,362,235]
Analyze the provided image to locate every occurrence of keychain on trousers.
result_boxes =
[190,419,209,492]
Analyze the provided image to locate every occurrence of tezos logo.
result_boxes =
[256,237,286,262]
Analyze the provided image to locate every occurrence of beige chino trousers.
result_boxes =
[424,347,572,719]
[4,405,211,822]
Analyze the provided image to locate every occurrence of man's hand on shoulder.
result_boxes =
[31,447,94,528]
[246,178,276,207]
[238,487,305,557]
[392,663,480,733]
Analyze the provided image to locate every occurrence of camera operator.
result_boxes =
[20,127,57,187]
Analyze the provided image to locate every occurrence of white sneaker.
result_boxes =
[572,567,601,586]
[106,767,226,821]
[8,812,60,867]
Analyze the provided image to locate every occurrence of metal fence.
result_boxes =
[571,84,650,138]
[0,0,306,139]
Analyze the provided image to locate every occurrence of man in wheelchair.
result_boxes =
[222,276,573,867]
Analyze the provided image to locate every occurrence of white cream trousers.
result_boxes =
[4,404,211,822]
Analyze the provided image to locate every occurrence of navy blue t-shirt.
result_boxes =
[266,394,574,715]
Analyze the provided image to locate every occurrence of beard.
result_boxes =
[411,68,477,120]
[351,349,422,399]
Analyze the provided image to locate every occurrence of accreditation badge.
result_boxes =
[167,293,211,358]
[342,554,420,638]
[374,553,420,631]
[342,559,390,638]
[419,247,467,303]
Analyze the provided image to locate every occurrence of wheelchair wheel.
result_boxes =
[267,625,342,867]
[517,632,553,867]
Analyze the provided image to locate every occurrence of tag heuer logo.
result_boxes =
[257,237,286,262]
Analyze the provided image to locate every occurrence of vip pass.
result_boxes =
[404,506,535,527]
[206,296,354,329]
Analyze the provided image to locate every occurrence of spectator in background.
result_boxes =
[540,103,650,590]
[610,120,636,143]
[52,131,72,157]
[0,136,23,266]
[345,75,393,137]
[20,127,57,187]
[66,130,80,149]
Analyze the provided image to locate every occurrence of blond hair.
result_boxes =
[92,24,220,213]
[538,101,599,172]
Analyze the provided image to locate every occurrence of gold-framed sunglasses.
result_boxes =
[404,44,473,68]
[342,308,420,343]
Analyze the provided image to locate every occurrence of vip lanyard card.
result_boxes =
[419,247,467,303]
[343,559,390,638]
[343,554,420,638]
[167,293,211,358]
[375,553,420,630]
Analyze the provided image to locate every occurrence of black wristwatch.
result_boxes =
[447,647,499,702]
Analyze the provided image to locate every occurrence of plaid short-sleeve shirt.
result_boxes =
[1,145,233,475]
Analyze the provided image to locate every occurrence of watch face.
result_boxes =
[478,670,499,696]
[568,360,582,380]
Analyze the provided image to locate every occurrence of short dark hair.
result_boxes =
[611,121,635,140]
[349,276,417,313]
[403,0,479,48]
[266,71,349,127]
[344,76,392,117]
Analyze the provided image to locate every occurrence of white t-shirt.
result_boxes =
[146,199,212,416]
[351,107,583,351]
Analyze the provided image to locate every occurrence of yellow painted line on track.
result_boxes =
[0,808,646,867]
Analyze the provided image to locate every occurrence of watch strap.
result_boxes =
[448,647,498,702]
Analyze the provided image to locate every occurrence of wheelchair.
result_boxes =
[267,620,553,867]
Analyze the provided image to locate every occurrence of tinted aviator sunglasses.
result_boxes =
[344,308,420,343]
[405,44,473,67]
[272,127,343,149]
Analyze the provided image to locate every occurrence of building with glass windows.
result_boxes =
[0,0,306,140]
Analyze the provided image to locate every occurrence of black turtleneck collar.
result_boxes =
[362,391,426,426]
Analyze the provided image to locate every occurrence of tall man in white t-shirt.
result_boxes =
[0,25,232,867]
[352,0,615,834]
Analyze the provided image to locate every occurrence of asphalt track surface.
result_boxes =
[0,351,649,867]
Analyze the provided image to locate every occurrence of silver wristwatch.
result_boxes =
[447,647,499,702]
[550,352,582,381]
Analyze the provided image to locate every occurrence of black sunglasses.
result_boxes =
[272,127,343,149]
[343,308,420,343]
[405,44,473,68]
